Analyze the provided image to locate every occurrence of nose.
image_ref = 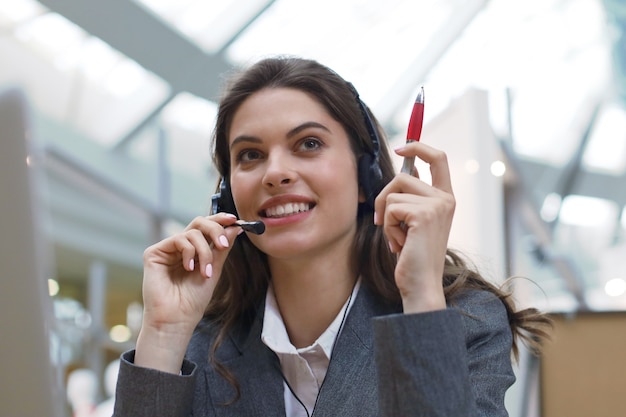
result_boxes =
[262,151,296,189]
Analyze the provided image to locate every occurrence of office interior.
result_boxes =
[1,0,626,416]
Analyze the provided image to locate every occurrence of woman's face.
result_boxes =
[228,87,364,262]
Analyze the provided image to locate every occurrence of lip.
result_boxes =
[258,194,315,226]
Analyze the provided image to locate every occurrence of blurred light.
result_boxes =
[109,324,132,343]
[490,160,506,177]
[126,301,143,334]
[605,278,626,297]
[48,278,59,296]
[465,159,480,174]
[559,195,618,227]
[540,192,562,222]
[74,310,92,329]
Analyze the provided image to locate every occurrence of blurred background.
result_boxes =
[1,0,626,416]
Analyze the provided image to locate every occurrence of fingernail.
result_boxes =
[219,235,229,247]
[188,259,194,271]
[205,263,213,278]
[373,211,379,225]
[224,213,237,218]
[237,227,244,235]
[388,241,395,253]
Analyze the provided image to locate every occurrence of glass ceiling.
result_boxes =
[2,0,626,311]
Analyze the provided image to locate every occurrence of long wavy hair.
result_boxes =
[205,56,551,397]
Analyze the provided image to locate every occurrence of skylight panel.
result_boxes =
[14,12,85,61]
[226,0,461,113]
[133,0,272,53]
[559,194,618,227]
[0,0,46,29]
[583,103,626,176]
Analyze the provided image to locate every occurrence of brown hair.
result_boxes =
[206,55,551,397]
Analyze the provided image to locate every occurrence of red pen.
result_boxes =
[400,86,425,174]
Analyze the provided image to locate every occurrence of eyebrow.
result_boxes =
[230,121,331,150]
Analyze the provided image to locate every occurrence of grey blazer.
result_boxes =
[113,286,515,417]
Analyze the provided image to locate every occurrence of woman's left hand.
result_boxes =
[374,141,455,314]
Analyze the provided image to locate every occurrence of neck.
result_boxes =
[269,257,356,349]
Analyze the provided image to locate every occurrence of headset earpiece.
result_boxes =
[211,177,237,215]
[348,83,385,210]
[358,152,383,209]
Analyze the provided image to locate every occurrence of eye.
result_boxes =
[298,137,323,152]
[236,149,264,163]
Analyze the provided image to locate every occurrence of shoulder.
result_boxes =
[449,288,508,319]
[448,289,512,350]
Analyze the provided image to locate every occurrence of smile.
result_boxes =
[263,202,311,218]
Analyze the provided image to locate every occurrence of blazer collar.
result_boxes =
[216,284,399,416]
[229,282,397,354]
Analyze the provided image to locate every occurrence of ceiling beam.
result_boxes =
[38,0,233,102]
[517,158,626,209]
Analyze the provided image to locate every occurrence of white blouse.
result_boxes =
[261,280,360,417]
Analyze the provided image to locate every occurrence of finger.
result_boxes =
[208,227,240,278]
[185,216,235,251]
[168,233,202,274]
[382,201,411,251]
[185,213,237,232]
[186,229,215,278]
[395,142,453,194]
[374,175,430,223]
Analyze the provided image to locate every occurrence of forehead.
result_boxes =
[230,88,333,131]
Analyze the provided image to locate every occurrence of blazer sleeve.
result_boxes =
[372,289,516,417]
[112,350,198,417]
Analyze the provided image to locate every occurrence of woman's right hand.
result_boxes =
[134,213,240,373]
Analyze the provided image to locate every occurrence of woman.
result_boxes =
[113,56,550,417]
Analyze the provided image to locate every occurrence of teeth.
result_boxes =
[265,202,310,218]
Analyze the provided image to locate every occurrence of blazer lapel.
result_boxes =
[205,310,287,417]
[202,285,399,417]
[312,285,400,416]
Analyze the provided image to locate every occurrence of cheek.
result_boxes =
[229,175,251,213]
[318,160,360,200]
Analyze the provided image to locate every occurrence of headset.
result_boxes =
[211,176,236,215]
[211,83,385,215]
[348,82,385,210]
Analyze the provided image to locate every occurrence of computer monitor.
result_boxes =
[0,88,65,417]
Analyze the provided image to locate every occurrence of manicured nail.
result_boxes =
[388,241,395,253]
[237,227,244,235]
[219,235,229,247]
[224,213,237,218]
[205,263,213,278]
[373,211,379,225]
[188,259,194,271]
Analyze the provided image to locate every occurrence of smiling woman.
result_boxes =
[112,56,551,417]
[228,87,362,261]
